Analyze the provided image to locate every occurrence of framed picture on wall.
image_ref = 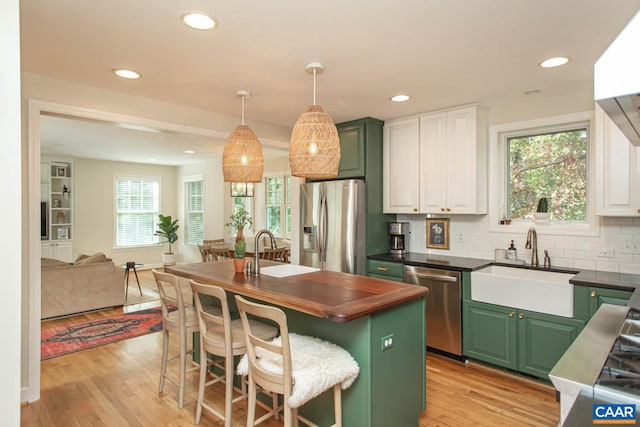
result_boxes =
[426,218,449,250]
[56,167,66,177]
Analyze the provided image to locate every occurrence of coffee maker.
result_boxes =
[389,222,410,256]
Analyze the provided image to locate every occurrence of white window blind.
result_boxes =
[115,176,160,247]
[184,176,204,245]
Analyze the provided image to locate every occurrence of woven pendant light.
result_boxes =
[289,62,340,179]
[222,90,264,185]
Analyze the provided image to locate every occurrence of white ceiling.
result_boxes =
[22,0,640,165]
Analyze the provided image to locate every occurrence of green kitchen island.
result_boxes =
[167,260,427,427]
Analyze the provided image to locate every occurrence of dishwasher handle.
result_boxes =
[404,271,458,282]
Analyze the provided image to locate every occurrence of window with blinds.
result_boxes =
[265,174,291,236]
[184,176,204,245]
[115,176,160,247]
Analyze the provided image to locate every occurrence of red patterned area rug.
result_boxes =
[41,306,170,360]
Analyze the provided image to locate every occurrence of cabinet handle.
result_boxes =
[376,267,389,271]
[518,312,525,319]
[590,290,597,298]
[509,311,515,317]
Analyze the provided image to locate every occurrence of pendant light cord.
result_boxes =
[313,68,317,106]
[241,95,245,125]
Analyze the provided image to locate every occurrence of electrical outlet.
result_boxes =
[457,233,464,243]
[381,334,394,351]
[597,245,615,258]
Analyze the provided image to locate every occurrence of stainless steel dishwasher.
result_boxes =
[404,265,462,356]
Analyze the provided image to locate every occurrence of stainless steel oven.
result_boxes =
[404,265,462,356]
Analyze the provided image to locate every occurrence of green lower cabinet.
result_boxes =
[588,287,632,318]
[573,286,633,322]
[463,300,585,379]
[517,310,585,378]
[366,259,404,282]
[463,301,517,370]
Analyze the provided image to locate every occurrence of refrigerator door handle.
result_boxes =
[318,185,328,264]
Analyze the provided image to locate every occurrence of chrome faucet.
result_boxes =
[525,227,538,266]
[253,229,276,275]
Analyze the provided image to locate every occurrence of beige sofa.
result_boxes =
[41,253,124,319]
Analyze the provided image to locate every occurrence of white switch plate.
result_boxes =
[621,239,640,255]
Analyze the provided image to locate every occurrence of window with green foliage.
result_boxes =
[507,125,588,222]
[184,176,204,245]
[115,176,160,247]
[265,174,291,236]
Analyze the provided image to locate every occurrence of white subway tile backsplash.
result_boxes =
[398,216,639,273]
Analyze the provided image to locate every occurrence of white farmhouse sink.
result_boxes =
[470,266,576,317]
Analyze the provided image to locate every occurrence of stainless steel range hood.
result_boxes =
[594,10,640,146]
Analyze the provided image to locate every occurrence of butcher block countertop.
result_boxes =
[166,260,428,323]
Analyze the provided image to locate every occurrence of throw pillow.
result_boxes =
[74,252,111,265]
[75,254,89,263]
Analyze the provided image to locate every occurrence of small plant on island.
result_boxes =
[234,238,246,259]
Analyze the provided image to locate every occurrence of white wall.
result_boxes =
[2,0,23,422]
[397,89,640,275]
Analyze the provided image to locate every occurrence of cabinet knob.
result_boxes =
[518,312,525,319]
[376,267,389,271]
[446,208,451,212]
[440,208,445,212]
[590,290,597,298]
[413,208,418,212]
[509,311,515,317]
[637,208,640,215]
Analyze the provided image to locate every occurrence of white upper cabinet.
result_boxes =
[595,104,640,216]
[383,105,488,214]
[383,117,420,213]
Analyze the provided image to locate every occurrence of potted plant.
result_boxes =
[225,207,253,242]
[154,214,179,266]
[234,238,247,273]
[533,197,550,224]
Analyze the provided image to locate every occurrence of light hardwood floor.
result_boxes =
[24,269,560,426]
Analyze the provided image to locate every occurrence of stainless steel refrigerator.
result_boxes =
[299,179,366,275]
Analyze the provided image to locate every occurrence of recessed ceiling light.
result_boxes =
[148,158,158,162]
[524,90,541,96]
[539,57,570,68]
[113,68,141,79]
[181,12,217,30]
[390,94,411,102]
[185,150,195,154]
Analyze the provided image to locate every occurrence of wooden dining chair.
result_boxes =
[260,247,289,263]
[203,239,225,245]
[235,295,360,427]
[209,247,232,261]
[189,280,278,426]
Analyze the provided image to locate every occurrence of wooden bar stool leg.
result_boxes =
[334,384,342,427]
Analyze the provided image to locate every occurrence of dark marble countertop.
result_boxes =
[367,252,492,272]
[367,252,640,294]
